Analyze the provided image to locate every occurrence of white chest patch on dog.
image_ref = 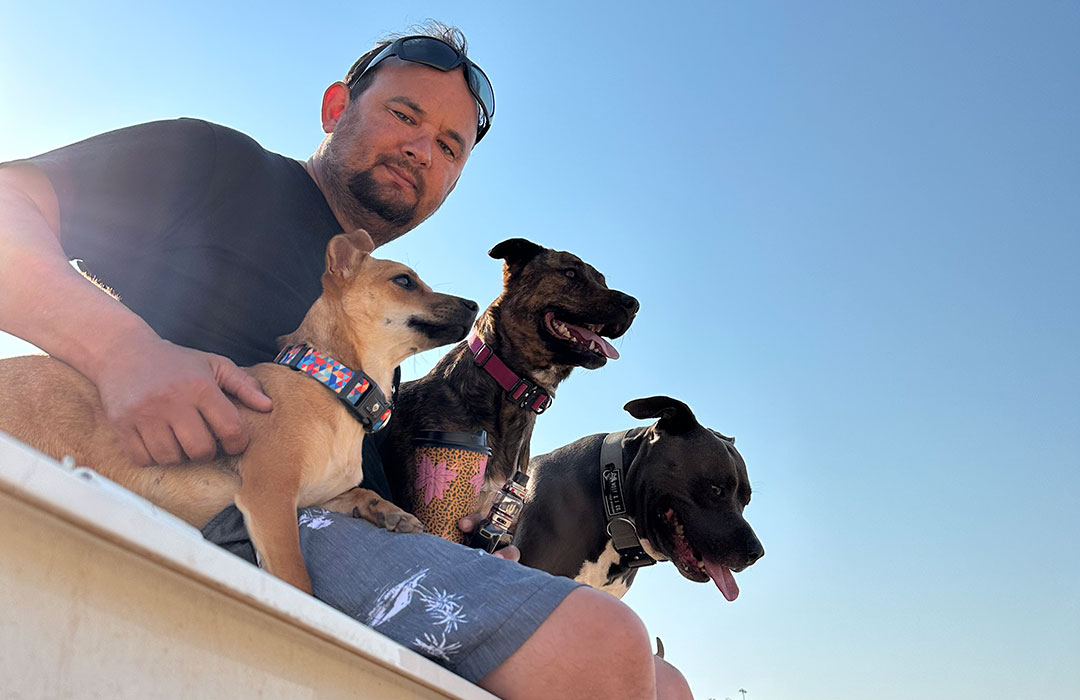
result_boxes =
[640,538,669,563]
[576,532,669,599]
[575,541,630,599]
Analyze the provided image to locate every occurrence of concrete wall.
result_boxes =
[0,433,496,700]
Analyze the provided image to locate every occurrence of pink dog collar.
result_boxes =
[467,330,552,414]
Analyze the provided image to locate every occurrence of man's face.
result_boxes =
[325,59,478,237]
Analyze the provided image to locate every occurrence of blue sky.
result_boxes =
[2,2,1078,698]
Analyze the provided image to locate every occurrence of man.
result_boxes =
[0,23,692,699]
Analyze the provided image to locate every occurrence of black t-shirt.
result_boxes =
[29,118,337,367]
[19,118,392,499]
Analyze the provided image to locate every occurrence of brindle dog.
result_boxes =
[383,238,639,509]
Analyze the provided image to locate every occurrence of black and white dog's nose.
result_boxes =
[745,536,765,565]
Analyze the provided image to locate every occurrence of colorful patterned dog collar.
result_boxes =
[274,344,392,432]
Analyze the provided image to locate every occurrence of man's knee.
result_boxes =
[563,586,653,664]
[655,655,695,700]
[544,587,656,695]
[480,586,656,699]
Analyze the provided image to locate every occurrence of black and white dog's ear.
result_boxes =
[488,238,545,269]
[624,396,697,435]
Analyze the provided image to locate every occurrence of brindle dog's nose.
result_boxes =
[617,292,639,314]
[460,298,479,313]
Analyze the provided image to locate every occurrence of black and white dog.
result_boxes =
[515,396,764,599]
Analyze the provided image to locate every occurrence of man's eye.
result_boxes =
[391,110,415,125]
[392,274,416,289]
[438,140,456,159]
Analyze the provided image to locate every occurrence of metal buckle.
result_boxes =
[623,550,657,568]
[472,343,493,368]
[607,518,656,568]
[509,378,542,410]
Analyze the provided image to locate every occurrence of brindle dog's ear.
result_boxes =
[488,238,545,269]
[326,230,374,277]
[624,396,698,435]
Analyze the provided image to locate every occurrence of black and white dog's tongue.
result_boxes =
[703,560,740,601]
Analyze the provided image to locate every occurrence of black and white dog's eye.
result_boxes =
[392,274,416,289]
[711,484,724,498]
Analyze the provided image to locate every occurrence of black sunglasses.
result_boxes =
[347,36,495,144]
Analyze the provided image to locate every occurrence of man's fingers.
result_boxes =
[136,422,183,466]
[170,408,219,462]
[118,426,154,467]
[214,359,272,412]
[492,545,521,562]
[457,515,520,560]
[458,514,483,533]
[197,391,250,456]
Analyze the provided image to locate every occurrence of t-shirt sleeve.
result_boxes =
[22,118,218,262]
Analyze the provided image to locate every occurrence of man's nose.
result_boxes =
[402,136,432,167]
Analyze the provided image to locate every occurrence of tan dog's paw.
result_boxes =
[321,487,424,533]
[379,509,425,533]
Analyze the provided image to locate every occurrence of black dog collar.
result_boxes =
[274,344,396,432]
[601,430,656,569]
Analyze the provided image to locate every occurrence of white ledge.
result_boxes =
[0,431,497,700]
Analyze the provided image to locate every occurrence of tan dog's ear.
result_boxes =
[326,230,375,277]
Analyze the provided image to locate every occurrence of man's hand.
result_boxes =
[93,335,273,466]
[458,514,520,562]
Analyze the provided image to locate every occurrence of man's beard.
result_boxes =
[345,159,423,228]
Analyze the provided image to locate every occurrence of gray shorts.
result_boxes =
[202,506,582,683]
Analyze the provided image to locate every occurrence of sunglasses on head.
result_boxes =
[347,36,495,144]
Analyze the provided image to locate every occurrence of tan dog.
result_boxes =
[0,230,479,593]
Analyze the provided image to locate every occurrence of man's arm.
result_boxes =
[0,163,271,465]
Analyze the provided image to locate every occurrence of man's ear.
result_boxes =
[325,230,374,277]
[624,396,698,436]
[320,82,351,133]
[488,238,545,270]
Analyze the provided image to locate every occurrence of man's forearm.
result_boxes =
[1,162,270,467]
[0,165,161,381]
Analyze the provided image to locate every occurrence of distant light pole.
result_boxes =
[739,689,747,700]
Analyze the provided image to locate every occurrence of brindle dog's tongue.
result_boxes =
[704,560,740,601]
[562,322,619,359]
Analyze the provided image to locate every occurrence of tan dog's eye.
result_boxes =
[392,274,416,290]
[563,269,576,278]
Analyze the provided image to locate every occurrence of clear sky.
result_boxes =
[2,2,1078,698]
